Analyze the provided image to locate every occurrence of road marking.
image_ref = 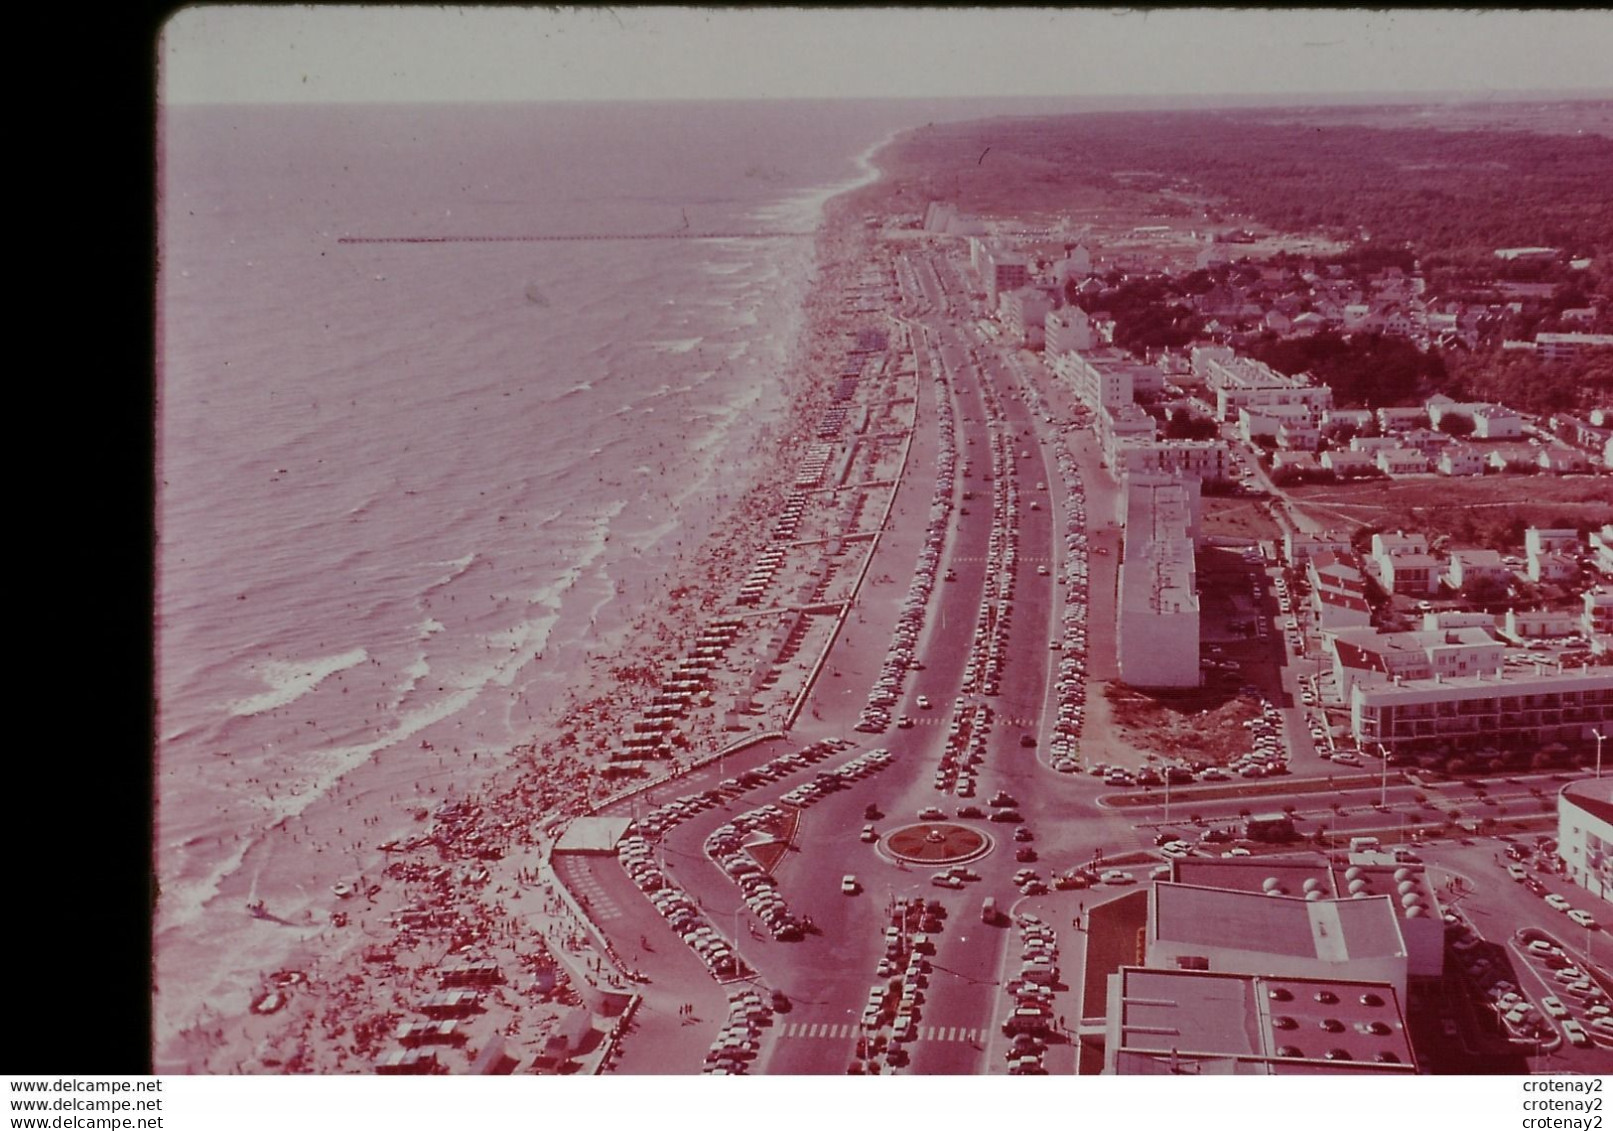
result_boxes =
[918,1025,984,1042]
[783,1022,858,1039]
[565,871,624,921]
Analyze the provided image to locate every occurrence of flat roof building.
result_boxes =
[1147,881,1411,999]
[1104,968,1416,1075]
[1349,665,1613,759]
[1117,475,1200,689]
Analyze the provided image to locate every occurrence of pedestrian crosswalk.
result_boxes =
[780,1021,985,1042]
[565,870,624,921]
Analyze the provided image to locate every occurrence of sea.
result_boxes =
[155,95,1122,1048]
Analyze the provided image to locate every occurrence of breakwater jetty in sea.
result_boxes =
[336,231,816,244]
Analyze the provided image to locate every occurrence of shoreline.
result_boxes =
[153,138,907,1073]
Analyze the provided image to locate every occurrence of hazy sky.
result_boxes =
[161,7,1613,105]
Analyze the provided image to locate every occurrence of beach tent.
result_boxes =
[471,1034,522,1075]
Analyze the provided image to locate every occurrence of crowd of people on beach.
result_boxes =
[194,203,894,1076]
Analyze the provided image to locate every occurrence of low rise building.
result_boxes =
[1375,448,1430,477]
[1539,447,1592,474]
[1422,610,1498,632]
[1446,550,1511,593]
[1438,446,1486,476]
[1535,331,1613,363]
[1112,439,1231,483]
[1472,407,1525,439]
[1375,407,1427,433]
[1285,532,1352,567]
[1103,968,1416,1075]
[1322,408,1375,431]
[1502,607,1579,642]
[1594,525,1613,576]
[1310,553,1373,631]
[1529,551,1580,585]
[1321,450,1377,477]
[1558,778,1611,904]
[1348,665,1613,759]
[1144,882,1412,1000]
[1327,625,1504,700]
[1586,585,1613,643]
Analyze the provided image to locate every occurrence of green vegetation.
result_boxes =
[1442,348,1613,413]
[1249,331,1449,407]
[881,107,1613,267]
[1071,275,1205,356]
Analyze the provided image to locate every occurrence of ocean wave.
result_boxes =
[425,552,478,593]
[226,647,369,717]
[652,338,703,354]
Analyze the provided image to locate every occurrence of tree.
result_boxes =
[1437,412,1475,437]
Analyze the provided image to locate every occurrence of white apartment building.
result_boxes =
[983,250,1030,308]
[1472,406,1525,439]
[1208,357,1333,424]
[1376,407,1428,433]
[1586,585,1613,642]
[1439,447,1486,476]
[1535,332,1613,362]
[1112,440,1231,483]
[1117,475,1200,688]
[1322,408,1375,431]
[1372,532,1429,558]
[998,287,1053,348]
[1558,779,1611,903]
[1097,403,1160,466]
[1594,526,1613,576]
[1044,305,1095,356]
[1322,450,1378,476]
[1310,553,1373,631]
[1056,348,1136,411]
[1284,532,1353,567]
[1503,608,1579,642]
[1327,625,1505,700]
[1237,403,1318,444]
[1528,528,1581,557]
[1446,550,1511,593]
[1349,666,1613,759]
[1376,448,1431,477]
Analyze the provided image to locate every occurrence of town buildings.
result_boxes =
[1117,475,1200,688]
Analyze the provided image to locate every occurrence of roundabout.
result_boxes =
[882,822,991,866]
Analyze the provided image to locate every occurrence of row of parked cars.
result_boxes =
[999,913,1061,1073]
[617,833,740,978]
[1046,444,1090,773]
[958,417,1019,700]
[849,898,939,1072]
[934,699,992,796]
[619,740,855,971]
[1517,934,1609,1048]
[709,748,897,941]
[854,360,960,734]
[701,986,789,1075]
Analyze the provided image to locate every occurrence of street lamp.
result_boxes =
[1377,743,1391,811]
[1594,729,1605,779]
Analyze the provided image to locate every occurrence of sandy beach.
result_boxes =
[155,181,892,1074]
